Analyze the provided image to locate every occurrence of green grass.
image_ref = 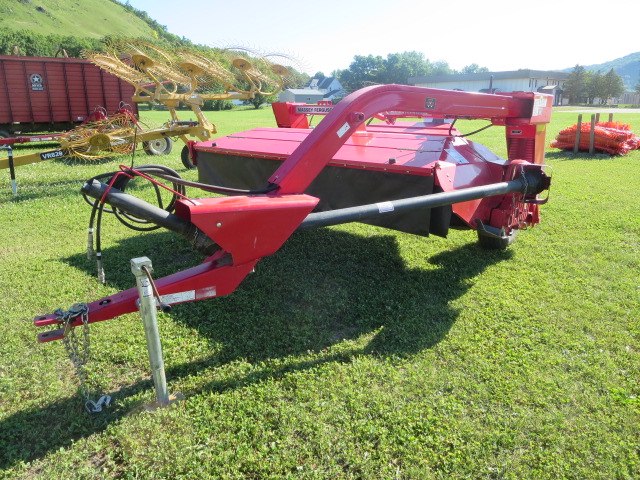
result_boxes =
[141,106,281,137]
[0,107,639,479]
[0,0,156,40]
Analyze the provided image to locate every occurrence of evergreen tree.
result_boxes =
[564,65,588,104]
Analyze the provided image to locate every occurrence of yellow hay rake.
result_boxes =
[1,41,291,190]
[83,39,290,140]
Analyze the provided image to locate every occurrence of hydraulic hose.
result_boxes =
[82,179,219,257]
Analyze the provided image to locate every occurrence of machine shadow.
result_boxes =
[64,226,513,364]
[1,227,511,470]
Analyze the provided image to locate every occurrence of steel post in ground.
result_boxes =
[574,114,582,154]
[1,146,17,194]
[131,256,170,406]
[589,114,596,154]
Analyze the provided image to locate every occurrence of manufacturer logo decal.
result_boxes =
[296,106,333,114]
[40,150,64,160]
[425,97,436,109]
[30,73,44,91]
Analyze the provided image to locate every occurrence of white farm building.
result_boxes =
[409,70,569,105]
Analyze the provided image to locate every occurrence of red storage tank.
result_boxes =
[0,55,137,137]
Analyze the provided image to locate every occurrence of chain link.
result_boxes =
[520,165,529,197]
[57,303,111,413]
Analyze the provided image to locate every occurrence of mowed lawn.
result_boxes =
[0,105,638,479]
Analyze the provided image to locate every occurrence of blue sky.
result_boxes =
[123,0,639,75]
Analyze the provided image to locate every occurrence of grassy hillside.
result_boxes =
[0,0,158,41]
[583,51,640,92]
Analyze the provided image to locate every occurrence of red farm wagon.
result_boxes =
[0,55,137,139]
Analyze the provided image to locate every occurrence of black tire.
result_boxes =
[181,144,196,169]
[143,137,173,155]
[0,129,11,139]
[477,229,517,249]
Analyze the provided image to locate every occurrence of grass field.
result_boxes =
[0,105,639,479]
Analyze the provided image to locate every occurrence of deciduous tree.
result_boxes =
[603,68,625,102]
[460,64,489,74]
[335,52,453,91]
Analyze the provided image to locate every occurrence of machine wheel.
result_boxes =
[0,129,11,139]
[143,137,173,155]
[181,144,196,169]
[477,229,518,250]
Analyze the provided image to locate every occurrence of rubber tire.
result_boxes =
[143,137,173,155]
[0,129,11,139]
[181,144,196,169]
[477,229,517,250]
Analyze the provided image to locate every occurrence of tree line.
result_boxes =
[331,51,488,91]
[563,65,626,104]
[0,30,105,58]
[330,53,630,106]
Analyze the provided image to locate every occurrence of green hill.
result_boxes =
[582,52,640,92]
[0,0,191,57]
[563,51,640,92]
[0,0,158,40]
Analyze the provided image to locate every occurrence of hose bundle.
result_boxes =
[83,164,186,283]
[82,164,279,283]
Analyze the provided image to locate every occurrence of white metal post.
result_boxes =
[131,256,170,406]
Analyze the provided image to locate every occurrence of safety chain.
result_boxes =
[56,303,111,414]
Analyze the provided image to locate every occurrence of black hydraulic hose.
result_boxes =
[95,201,106,283]
[298,169,547,231]
[83,163,252,282]
[82,164,185,229]
[82,179,219,257]
[146,171,280,196]
[448,117,494,137]
[83,166,279,201]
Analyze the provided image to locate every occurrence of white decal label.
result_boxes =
[140,278,153,298]
[533,95,548,117]
[337,122,350,138]
[161,290,196,305]
[377,201,394,213]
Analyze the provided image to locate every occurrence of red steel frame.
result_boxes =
[34,85,552,342]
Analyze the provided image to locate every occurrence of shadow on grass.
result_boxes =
[545,150,613,161]
[0,177,86,202]
[1,227,512,470]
